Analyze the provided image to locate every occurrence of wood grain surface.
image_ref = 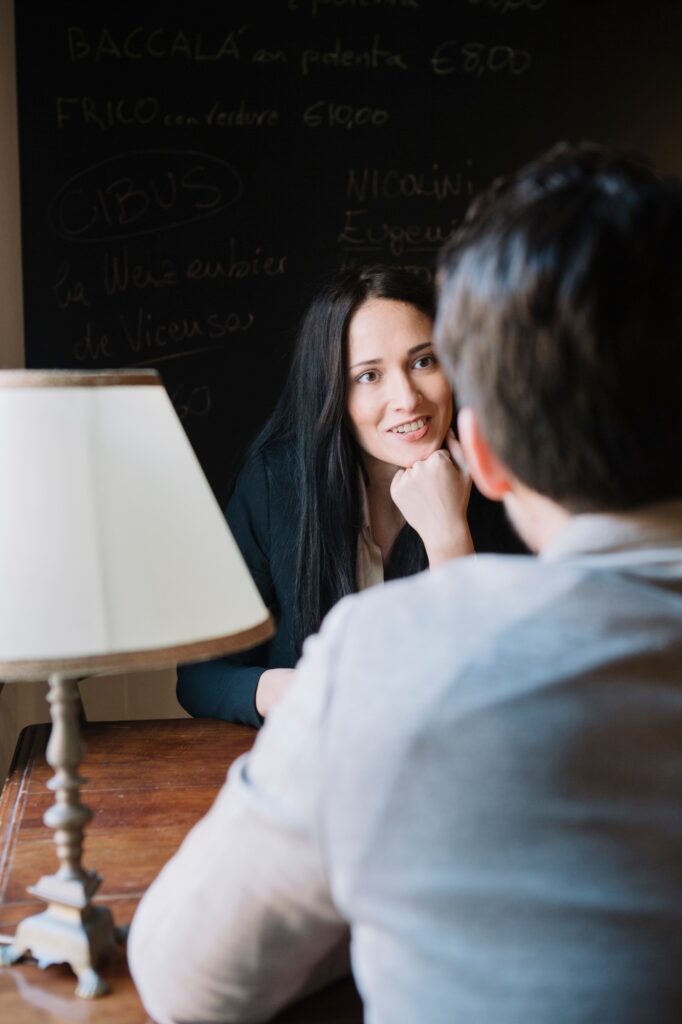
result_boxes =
[0,718,362,1023]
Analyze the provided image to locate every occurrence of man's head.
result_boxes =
[436,142,682,516]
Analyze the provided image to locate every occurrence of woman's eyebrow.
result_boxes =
[348,357,382,371]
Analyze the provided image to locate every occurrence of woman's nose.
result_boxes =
[391,373,420,410]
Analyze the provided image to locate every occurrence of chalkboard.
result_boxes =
[14,0,682,504]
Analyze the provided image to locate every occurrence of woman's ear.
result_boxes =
[457,407,513,501]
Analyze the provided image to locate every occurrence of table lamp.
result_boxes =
[0,369,273,997]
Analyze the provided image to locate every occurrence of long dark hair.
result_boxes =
[253,265,437,654]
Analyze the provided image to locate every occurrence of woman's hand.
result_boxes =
[390,429,474,568]
[255,668,296,718]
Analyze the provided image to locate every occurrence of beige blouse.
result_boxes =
[355,471,386,591]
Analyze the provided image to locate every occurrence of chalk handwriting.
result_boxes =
[74,322,113,361]
[129,346,224,369]
[252,47,287,65]
[120,308,255,354]
[185,239,287,280]
[338,209,459,256]
[73,308,255,363]
[103,248,179,296]
[346,164,475,202]
[304,101,389,129]
[203,101,279,127]
[301,35,407,75]
[67,26,248,62]
[49,151,243,242]
[57,97,281,131]
[53,261,91,308]
[432,40,531,77]
[172,383,212,421]
[101,240,287,296]
[57,96,157,130]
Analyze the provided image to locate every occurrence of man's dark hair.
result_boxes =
[436,141,682,511]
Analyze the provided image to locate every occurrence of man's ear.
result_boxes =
[457,407,513,501]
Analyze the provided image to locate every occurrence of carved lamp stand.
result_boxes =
[0,675,117,997]
[0,370,273,996]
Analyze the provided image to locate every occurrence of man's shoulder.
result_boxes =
[318,553,546,682]
[320,548,682,708]
[339,552,543,625]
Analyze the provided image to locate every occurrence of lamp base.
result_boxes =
[0,674,120,997]
[0,887,117,997]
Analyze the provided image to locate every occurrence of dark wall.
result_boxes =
[15,0,682,503]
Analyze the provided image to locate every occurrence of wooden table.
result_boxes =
[0,719,362,1023]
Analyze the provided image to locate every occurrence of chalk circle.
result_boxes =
[49,149,244,243]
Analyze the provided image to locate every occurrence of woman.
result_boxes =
[177,265,521,726]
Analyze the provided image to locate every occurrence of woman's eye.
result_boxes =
[413,354,437,370]
[356,370,379,384]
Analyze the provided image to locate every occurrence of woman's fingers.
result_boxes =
[389,447,474,565]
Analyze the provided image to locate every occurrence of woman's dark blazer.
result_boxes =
[177,440,299,728]
[176,439,526,728]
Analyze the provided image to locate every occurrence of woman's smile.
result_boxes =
[387,416,431,441]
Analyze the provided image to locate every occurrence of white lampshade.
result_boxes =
[0,369,273,679]
[0,369,275,999]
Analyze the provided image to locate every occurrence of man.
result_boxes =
[129,143,682,1023]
